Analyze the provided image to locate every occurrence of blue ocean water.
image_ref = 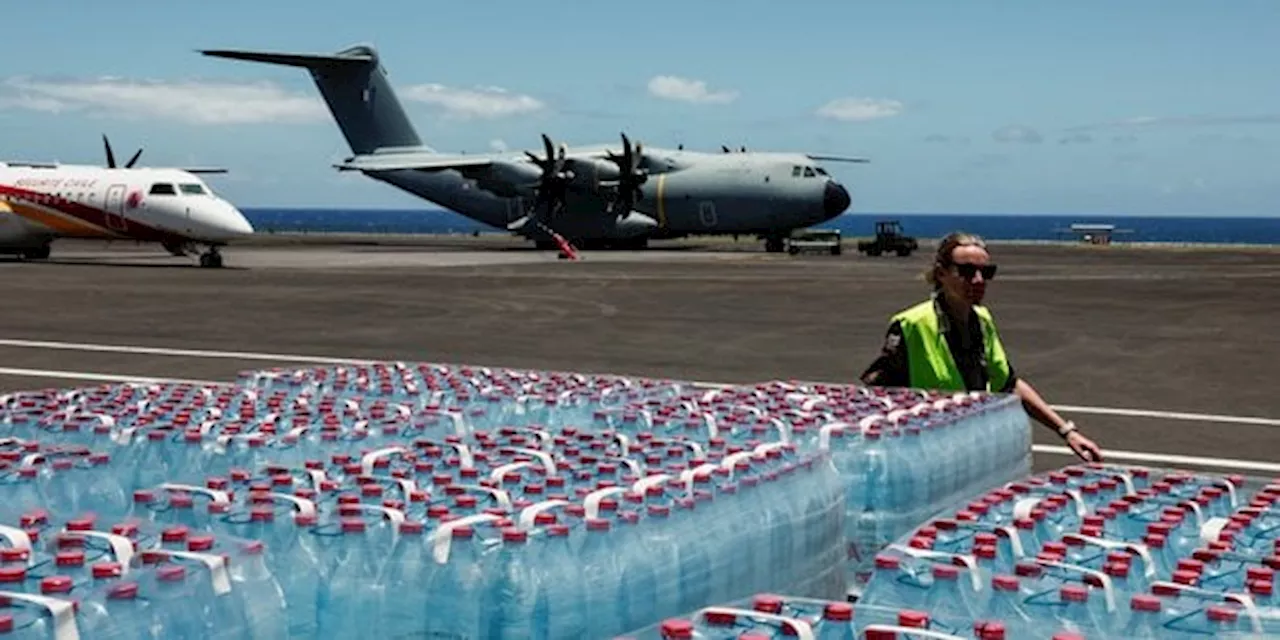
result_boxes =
[242,208,1280,245]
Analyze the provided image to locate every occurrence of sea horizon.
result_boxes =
[238,207,1280,245]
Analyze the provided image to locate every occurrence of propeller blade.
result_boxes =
[125,148,143,169]
[103,135,116,168]
[507,215,531,231]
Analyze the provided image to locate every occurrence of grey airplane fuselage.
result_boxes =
[367,150,846,241]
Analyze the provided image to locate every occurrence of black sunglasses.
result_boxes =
[953,263,998,280]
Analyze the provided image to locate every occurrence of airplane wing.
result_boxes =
[334,147,618,173]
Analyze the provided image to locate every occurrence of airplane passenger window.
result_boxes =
[803,167,816,177]
[149,183,177,195]
[179,184,207,195]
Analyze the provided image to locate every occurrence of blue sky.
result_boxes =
[1,0,1277,216]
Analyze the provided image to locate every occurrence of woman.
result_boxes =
[860,231,1104,462]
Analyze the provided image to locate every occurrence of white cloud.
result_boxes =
[646,75,739,104]
[992,125,1043,144]
[815,97,903,122]
[489,139,508,152]
[400,84,544,119]
[0,76,326,124]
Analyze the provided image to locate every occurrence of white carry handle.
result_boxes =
[818,422,855,451]
[720,451,756,478]
[490,460,535,481]
[304,468,328,489]
[111,426,138,446]
[510,448,558,476]
[696,607,814,640]
[669,439,705,459]
[1200,517,1229,546]
[455,484,512,511]
[431,513,501,564]
[518,499,570,529]
[151,549,233,595]
[584,487,627,519]
[768,418,792,443]
[607,456,643,477]
[1176,498,1205,528]
[701,412,720,439]
[21,453,45,467]
[450,443,476,469]
[994,525,1026,558]
[633,473,672,494]
[858,414,886,432]
[861,625,964,640]
[345,399,362,416]
[361,446,409,476]
[614,432,631,451]
[701,388,723,404]
[735,404,764,418]
[1216,477,1240,509]
[680,463,721,493]
[1066,533,1157,581]
[157,483,231,506]
[285,426,309,440]
[637,408,654,429]
[0,524,33,556]
[509,427,553,448]
[1013,497,1042,521]
[349,503,406,527]
[63,530,138,573]
[1064,489,1087,519]
[1035,558,1117,612]
[268,493,318,519]
[888,544,983,593]
[0,591,79,640]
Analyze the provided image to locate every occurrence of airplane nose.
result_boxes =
[221,205,255,238]
[823,181,851,216]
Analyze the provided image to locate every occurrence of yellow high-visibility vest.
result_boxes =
[890,298,1012,392]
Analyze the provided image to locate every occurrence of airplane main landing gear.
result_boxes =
[21,244,51,261]
[198,247,224,269]
[764,235,786,253]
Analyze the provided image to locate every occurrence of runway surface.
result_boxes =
[2,236,1278,477]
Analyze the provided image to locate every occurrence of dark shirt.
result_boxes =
[860,294,1018,392]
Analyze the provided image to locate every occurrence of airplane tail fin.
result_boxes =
[200,44,427,155]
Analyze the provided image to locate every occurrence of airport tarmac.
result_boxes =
[2,236,1278,477]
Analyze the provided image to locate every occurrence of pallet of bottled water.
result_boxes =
[0,361,1032,637]
[616,593,986,639]
[857,462,1280,638]
[234,363,1035,587]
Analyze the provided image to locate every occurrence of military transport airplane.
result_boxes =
[200,43,865,252]
[0,136,254,268]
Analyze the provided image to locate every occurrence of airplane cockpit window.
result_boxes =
[179,183,208,195]
[814,167,829,176]
[803,167,816,178]
[149,183,177,195]
[792,166,802,177]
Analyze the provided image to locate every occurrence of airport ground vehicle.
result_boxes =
[856,220,918,257]
[786,229,842,255]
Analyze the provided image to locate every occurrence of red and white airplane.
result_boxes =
[0,137,254,268]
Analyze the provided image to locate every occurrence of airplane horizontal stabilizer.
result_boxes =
[182,167,228,174]
[333,153,493,172]
[198,48,373,68]
[806,154,870,164]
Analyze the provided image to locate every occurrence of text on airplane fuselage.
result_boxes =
[13,177,101,190]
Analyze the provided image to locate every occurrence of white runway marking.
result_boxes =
[1032,445,1280,474]
[0,367,221,386]
[1,337,1276,428]
[1,362,1277,474]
